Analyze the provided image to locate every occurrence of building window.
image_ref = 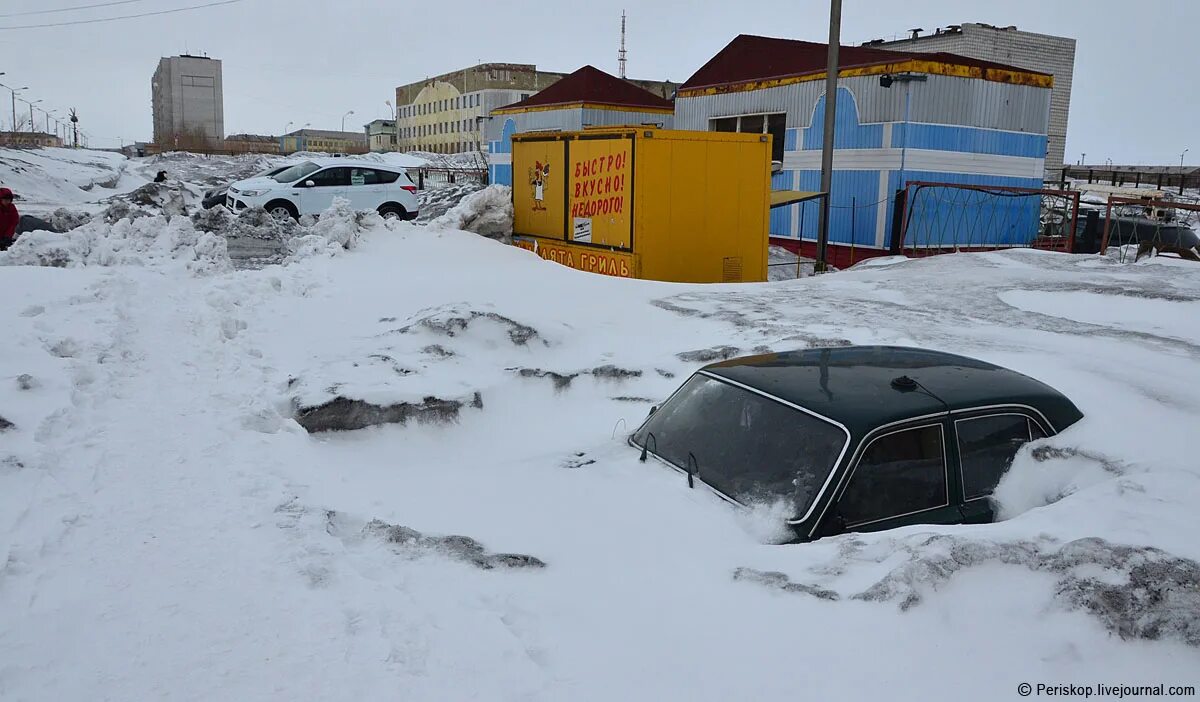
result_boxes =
[710,113,786,161]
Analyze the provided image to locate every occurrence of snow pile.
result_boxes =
[282,196,382,261]
[0,214,230,272]
[99,181,197,220]
[426,184,512,240]
[0,147,145,212]
[3,233,1200,698]
[417,181,486,222]
[191,205,303,267]
[146,151,284,188]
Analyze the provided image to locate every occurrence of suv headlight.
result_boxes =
[239,189,268,197]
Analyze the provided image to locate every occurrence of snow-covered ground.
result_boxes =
[1,150,1198,700]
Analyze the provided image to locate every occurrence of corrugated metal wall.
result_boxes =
[486,108,673,143]
[579,109,673,130]
[675,75,1049,134]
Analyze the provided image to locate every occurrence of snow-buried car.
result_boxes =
[630,346,1083,542]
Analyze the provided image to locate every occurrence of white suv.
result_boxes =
[226,159,420,221]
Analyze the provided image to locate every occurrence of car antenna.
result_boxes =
[639,432,656,462]
[891,375,951,414]
[686,452,697,489]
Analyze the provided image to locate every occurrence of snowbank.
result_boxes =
[0,214,230,273]
[426,184,512,240]
[0,147,145,211]
[0,197,383,271]
[3,223,1200,699]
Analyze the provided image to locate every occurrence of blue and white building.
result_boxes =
[674,35,1053,265]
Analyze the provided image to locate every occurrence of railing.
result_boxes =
[1060,167,1199,195]
[412,167,488,189]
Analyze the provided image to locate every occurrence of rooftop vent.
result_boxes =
[908,27,923,39]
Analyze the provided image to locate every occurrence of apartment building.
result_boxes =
[151,55,224,148]
[395,63,677,154]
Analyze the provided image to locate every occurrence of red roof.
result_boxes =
[494,65,673,112]
[680,35,1048,92]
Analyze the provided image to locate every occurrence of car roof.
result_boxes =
[306,158,408,173]
[702,346,1083,437]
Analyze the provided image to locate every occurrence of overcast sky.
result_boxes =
[0,0,1193,165]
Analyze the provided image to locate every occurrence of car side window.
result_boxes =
[837,425,947,526]
[374,169,401,184]
[348,168,380,186]
[956,414,1036,500]
[308,168,350,187]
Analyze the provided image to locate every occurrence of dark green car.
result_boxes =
[630,346,1083,542]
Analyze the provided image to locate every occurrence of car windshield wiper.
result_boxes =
[686,452,697,489]
[638,432,656,462]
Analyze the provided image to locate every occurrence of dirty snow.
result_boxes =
[0,152,1198,700]
[426,184,512,239]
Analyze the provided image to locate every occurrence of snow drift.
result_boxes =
[426,184,513,240]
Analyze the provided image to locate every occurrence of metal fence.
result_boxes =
[412,167,488,189]
[900,181,1081,256]
[1060,167,1199,195]
[1100,196,1200,262]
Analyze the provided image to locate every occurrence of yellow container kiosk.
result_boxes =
[511,127,773,283]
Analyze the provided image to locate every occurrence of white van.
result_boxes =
[227,159,419,220]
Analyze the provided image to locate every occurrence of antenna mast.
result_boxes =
[618,10,627,79]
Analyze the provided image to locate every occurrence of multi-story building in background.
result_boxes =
[394,63,677,154]
[364,119,397,152]
[151,55,224,149]
[870,23,1076,176]
[0,131,63,148]
[223,133,280,154]
[280,128,368,154]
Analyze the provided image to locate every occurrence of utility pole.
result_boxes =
[618,10,628,79]
[814,0,841,273]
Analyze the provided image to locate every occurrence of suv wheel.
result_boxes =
[266,200,298,221]
[378,204,407,221]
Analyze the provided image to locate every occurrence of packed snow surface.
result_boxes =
[1,148,1198,700]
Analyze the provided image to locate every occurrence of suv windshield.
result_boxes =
[632,373,847,520]
[272,161,321,183]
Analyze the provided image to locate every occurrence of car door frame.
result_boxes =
[296,166,350,214]
[813,413,963,538]
[343,166,385,212]
[949,405,1054,524]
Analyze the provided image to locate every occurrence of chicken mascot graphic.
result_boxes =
[529,160,550,211]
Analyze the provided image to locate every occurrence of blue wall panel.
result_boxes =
[769,171,794,237]
[889,171,1043,248]
[784,128,799,151]
[490,164,513,187]
[780,168,879,246]
[802,88,884,151]
[893,123,1046,158]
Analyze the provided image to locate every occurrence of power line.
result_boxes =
[0,0,147,18]
[0,0,242,29]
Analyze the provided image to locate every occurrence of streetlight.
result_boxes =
[1,84,28,133]
[1181,149,1189,169]
[22,98,42,132]
[341,110,354,132]
[385,100,395,119]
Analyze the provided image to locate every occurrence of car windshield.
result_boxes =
[632,373,847,520]
[271,161,321,183]
[254,163,294,178]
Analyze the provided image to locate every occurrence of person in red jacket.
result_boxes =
[0,188,18,250]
